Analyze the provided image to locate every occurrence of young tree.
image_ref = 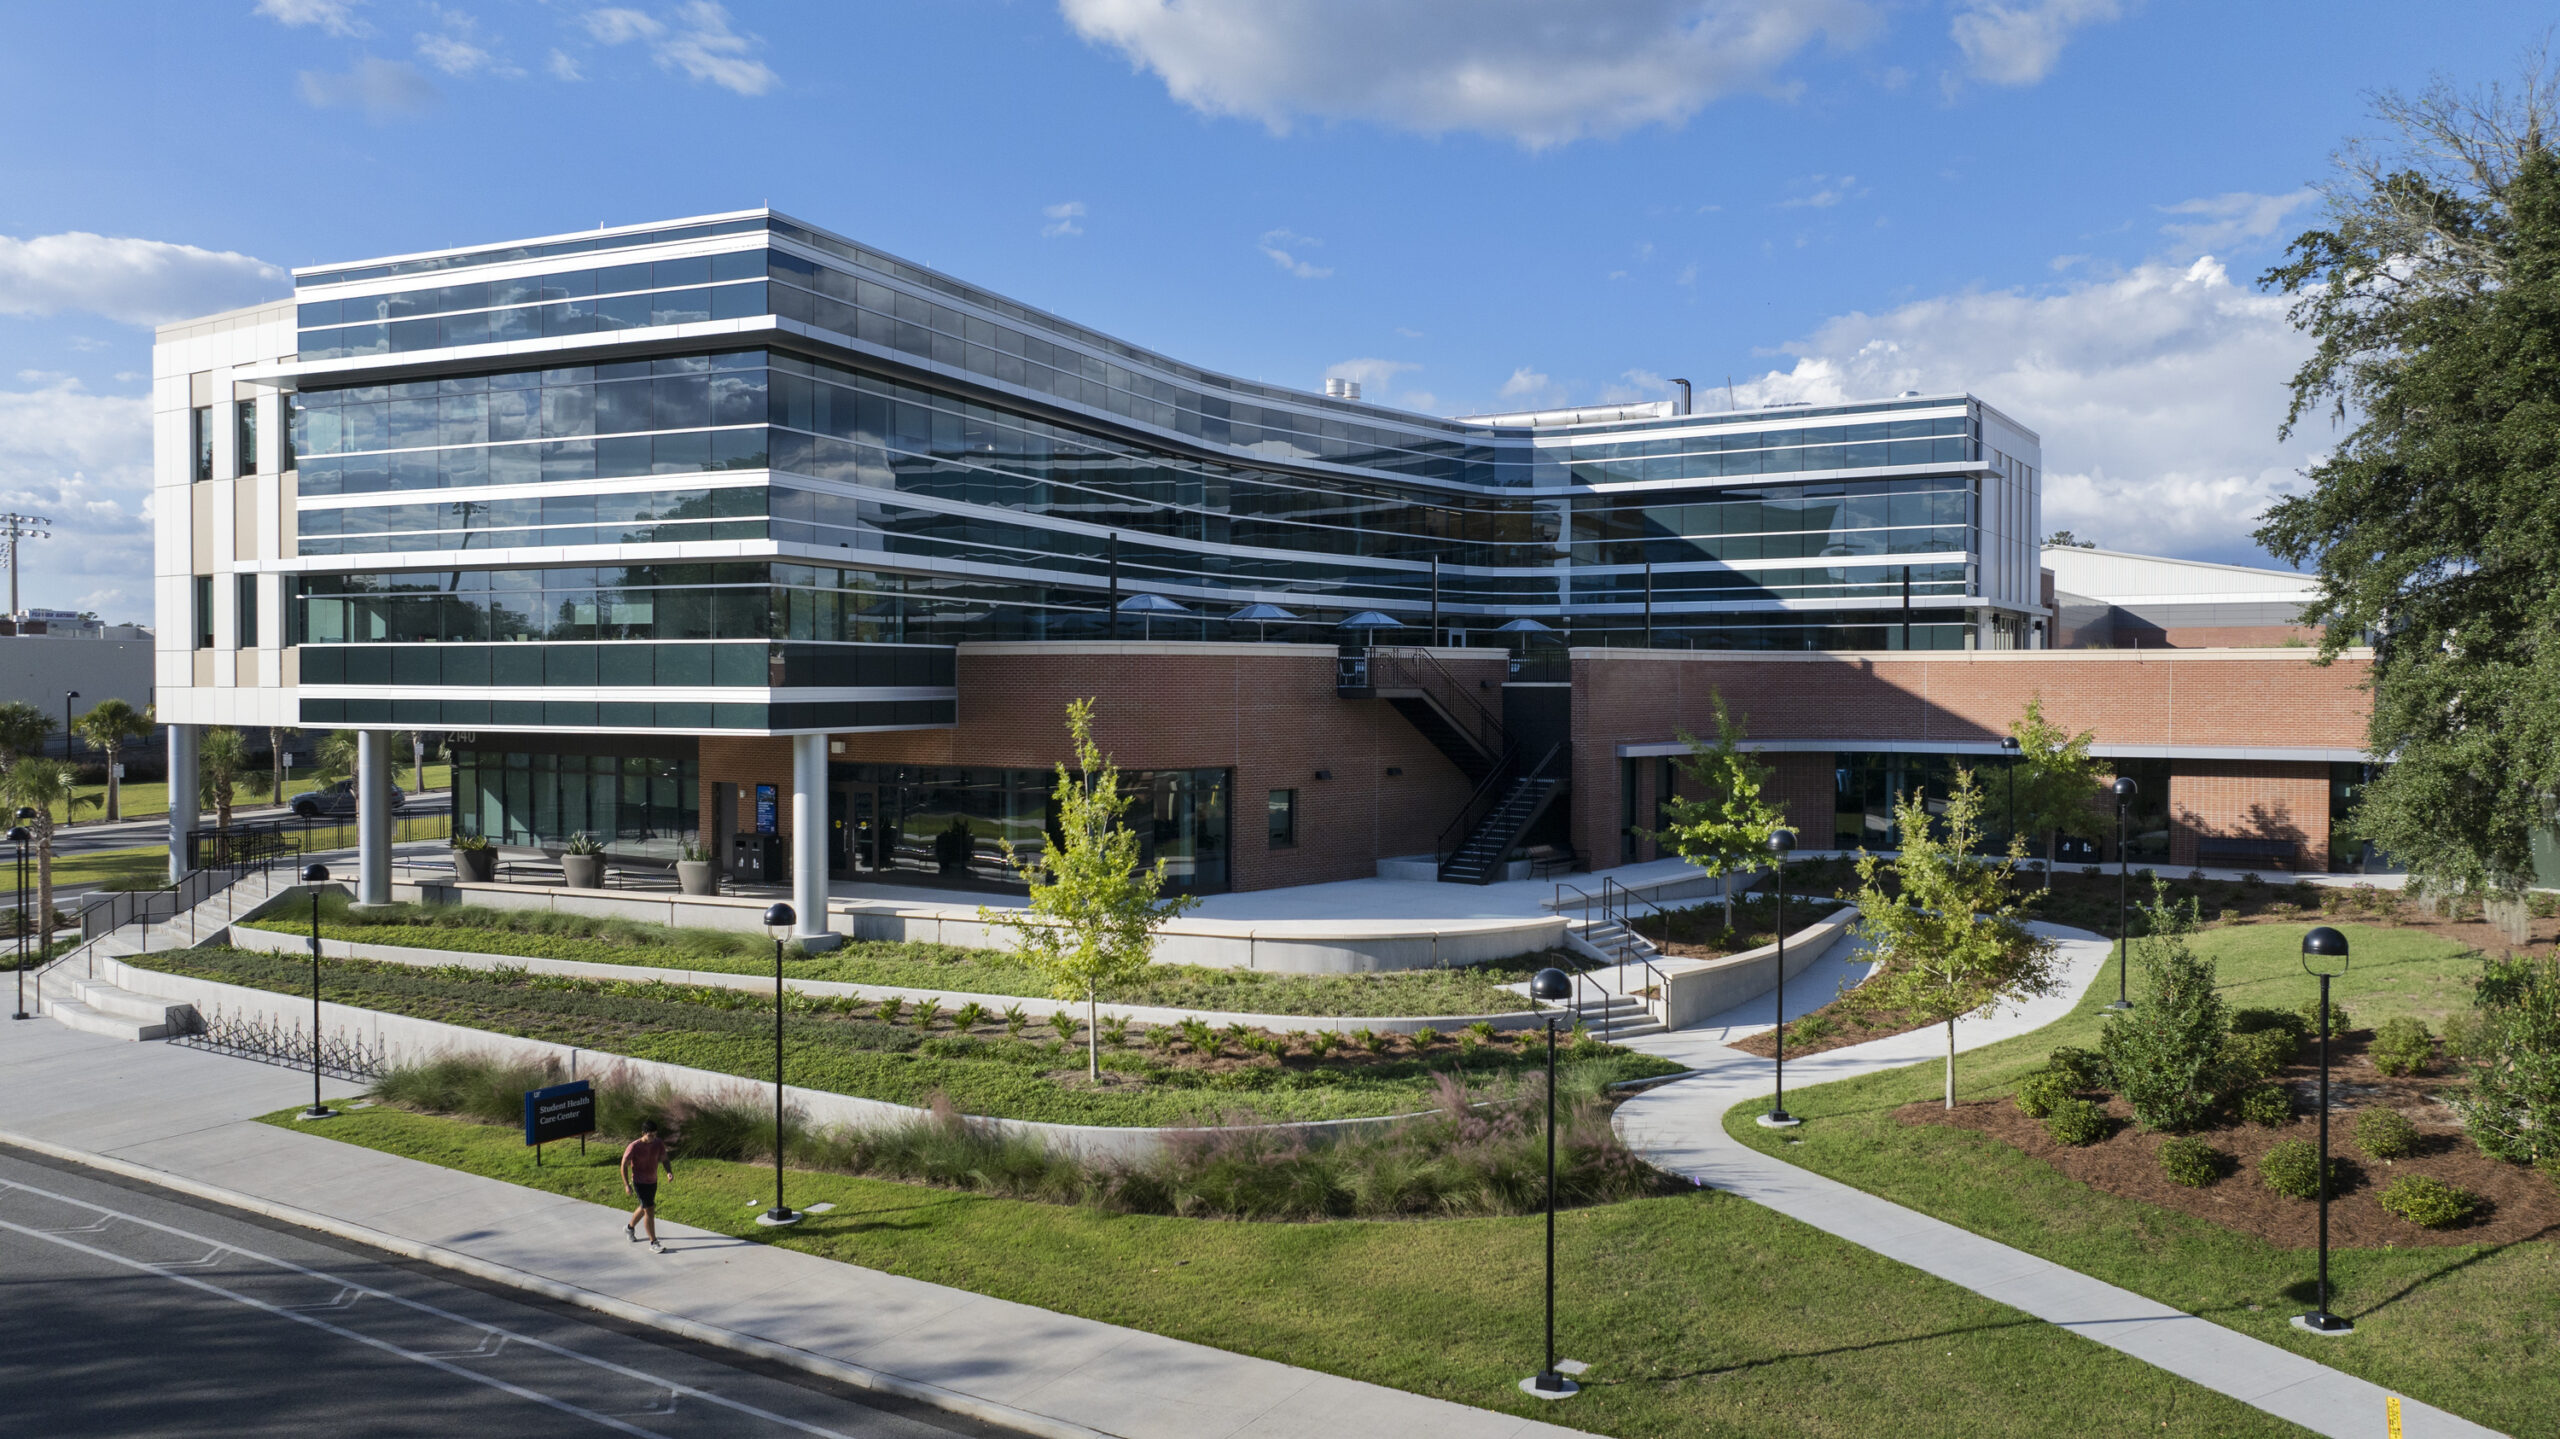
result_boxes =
[263,724,301,808]
[1847,770,2062,1108]
[1995,696,2106,888]
[0,702,55,769]
[2,759,98,950]
[198,726,251,832]
[2451,952,2560,1176]
[2096,885,2228,1131]
[980,699,1199,1081]
[1651,693,1785,931]
[2256,58,2560,893]
[70,699,153,822]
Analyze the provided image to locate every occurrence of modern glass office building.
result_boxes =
[156,209,2084,936]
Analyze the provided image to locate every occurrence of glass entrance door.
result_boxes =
[835,784,883,875]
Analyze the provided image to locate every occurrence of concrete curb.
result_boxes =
[0,1125,1119,1439]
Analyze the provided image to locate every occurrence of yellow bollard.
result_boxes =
[2387,1395,2403,1439]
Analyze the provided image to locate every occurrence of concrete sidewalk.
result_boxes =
[0,1016,1578,1439]
[1610,926,2500,1439]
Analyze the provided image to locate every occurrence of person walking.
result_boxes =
[621,1120,673,1254]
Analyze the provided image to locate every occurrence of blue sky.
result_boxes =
[0,0,2549,620]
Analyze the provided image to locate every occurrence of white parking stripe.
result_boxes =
[0,1177,880,1439]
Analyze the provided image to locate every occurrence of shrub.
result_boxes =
[2450,954,2560,1171]
[2046,1045,2109,1090]
[2259,1138,2345,1199]
[2238,1084,2294,1127]
[2376,1174,2478,1228]
[2158,1135,2222,1187]
[874,996,905,1025]
[2356,1107,2419,1161]
[2230,1007,2308,1042]
[951,1001,986,1032]
[2439,1010,2484,1061]
[1466,1020,1497,1042]
[1100,1014,1131,1048]
[913,998,942,1031]
[2217,908,2241,924]
[1410,1026,1441,1051]
[2370,1016,2434,1077]
[2221,1029,2298,1085]
[2098,897,2229,1132]
[2014,1068,2079,1119]
[2043,1098,2109,1146]
[1354,1027,1386,1055]
[1003,1004,1030,1039]
[1306,1031,1339,1059]
[2296,996,2353,1038]
[1048,1010,1080,1044]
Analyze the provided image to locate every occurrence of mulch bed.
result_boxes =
[1730,1006,1926,1060]
[1905,1039,2560,1248]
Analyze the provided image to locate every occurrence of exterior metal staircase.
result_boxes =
[1436,742,1568,884]
[1336,646,1506,782]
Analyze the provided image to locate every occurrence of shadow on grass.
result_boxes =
[2335,1221,2560,1321]
[1622,1315,2047,1387]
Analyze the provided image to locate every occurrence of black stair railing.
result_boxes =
[1434,740,1567,879]
[1367,646,1507,761]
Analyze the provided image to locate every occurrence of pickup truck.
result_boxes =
[289,779,408,819]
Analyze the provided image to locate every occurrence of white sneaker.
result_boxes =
[648,1240,664,1254]
[625,1222,638,1243]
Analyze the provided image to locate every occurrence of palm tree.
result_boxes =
[3,759,98,950]
[71,699,153,822]
[311,728,359,787]
[246,724,300,810]
[0,702,55,769]
[199,727,251,832]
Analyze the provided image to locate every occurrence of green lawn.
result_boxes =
[37,844,168,892]
[239,892,1541,1016]
[132,944,1679,1126]
[50,762,452,826]
[272,1102,2312,1439]
[1726,922,2556,1437]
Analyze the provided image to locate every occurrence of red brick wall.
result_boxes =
[2168,760,2331,871]
[1766,752,1836,853]
[1570,647,2370,871]
[700,735,793,843]
[715,644,1501,892]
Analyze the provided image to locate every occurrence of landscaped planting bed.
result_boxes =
[241,892,1545,1016]
[1625,892,1785,959]
[1726,921,2560,1437]
[135,945,1679,1126]
[278,1100,2311,1438]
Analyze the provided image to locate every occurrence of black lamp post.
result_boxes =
[755,902,801,1228]
[2296,926,2353,1335]
[1524,966,1577,1398]
[2110,776,2138,1011]
[9,824,29,1019]
[297,863,333,1120]
[1999,735,2021,855]
[1759,828,1801,1129]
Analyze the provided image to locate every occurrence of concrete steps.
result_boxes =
[48,980,195,1041]
[1559,991,1665,1041]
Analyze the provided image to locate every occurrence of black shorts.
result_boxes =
[633,1182,658,1209]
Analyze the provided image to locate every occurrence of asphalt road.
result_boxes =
[51,793,453,860]
[0,1146,1028,1438]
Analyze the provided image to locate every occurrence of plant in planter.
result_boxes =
[560,832,607,889]
[450,832,496,883]
[676,837,719,896]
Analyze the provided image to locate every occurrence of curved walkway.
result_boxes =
[1610,923,2500,1439]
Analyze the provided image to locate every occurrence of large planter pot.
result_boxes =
[452,847,496,884]
[676,860,718,897]
[561,854,605,889]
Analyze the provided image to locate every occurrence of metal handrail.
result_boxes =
[1432,739,1566,874]
[1365,646,1507,760]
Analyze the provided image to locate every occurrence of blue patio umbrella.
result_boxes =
[1116,591,1192,640]
[1336,610,1405,631]
[1226,602,1301,641]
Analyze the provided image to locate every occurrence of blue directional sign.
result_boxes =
[523,1079,595,1147]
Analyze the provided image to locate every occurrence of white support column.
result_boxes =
[791,731,837,950]
[356,729,392,907]
[166,724,199,883]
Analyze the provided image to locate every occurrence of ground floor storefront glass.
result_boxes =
[453,740,700,862]
[1830,751,2169,863]
[831,762,1230,895]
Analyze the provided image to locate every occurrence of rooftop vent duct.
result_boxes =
[1669,378,1692,415]
[1325,377,1362,400]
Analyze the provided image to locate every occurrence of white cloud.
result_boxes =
[1949,0,2121,87]
[1059,0,1879,150]
[1777,173,1863,208]
[1324,357,1420,394]
[582,8,664,44]
[297,56,441,118]
[586,2,777,95]
[415,30,494,76]
[1258,229,1332,279]
[1726,255,2317,562]
[0,379,154,620]
[0,233,285,327]
[1498,367,1562,403]
[1042,201,1087,238]
[548,48,584,80]
[255,0,366,37]
[2156,189,2316,256]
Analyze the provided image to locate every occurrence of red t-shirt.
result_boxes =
[621,1134,667,1183]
